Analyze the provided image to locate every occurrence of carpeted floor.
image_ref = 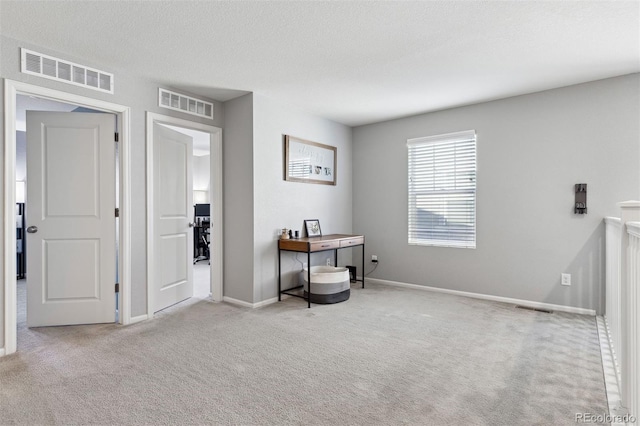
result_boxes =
[1,281,608,425]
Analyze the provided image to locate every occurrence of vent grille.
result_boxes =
[25,51,41,73]
[515,305,553,314]
[158,88,214,120]
[20,48,114,94]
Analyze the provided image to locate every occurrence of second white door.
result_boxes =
[153,123,194,312]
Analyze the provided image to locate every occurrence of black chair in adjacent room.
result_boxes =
[194,227,210,264]
[193,204,210,264]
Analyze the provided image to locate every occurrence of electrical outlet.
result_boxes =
[561,273,571,286]
[371,255,378,263]
[326,258,331,266]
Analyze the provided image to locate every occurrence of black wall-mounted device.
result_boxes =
[575,183,587,214]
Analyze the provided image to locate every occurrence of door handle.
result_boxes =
[26,226,38,233]
[188,223,195,228]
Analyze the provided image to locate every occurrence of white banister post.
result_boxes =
[618,201,640,413]
[626,222,640,421]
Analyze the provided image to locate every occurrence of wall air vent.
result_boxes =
[158,88,214,120]
[20,48,114,94]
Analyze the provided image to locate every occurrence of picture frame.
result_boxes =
[284,135,337,185]
[304,219,322,237]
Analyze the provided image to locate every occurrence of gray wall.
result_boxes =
[0,35,224,350]
[353,74,640,314]
[220,93,353,304]
[222,94,255,302]
[252,94,353,303]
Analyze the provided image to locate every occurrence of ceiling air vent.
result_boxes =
[158,88,214,120]
[20,48,114,94]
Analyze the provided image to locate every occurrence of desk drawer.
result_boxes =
[340,237,364,248]
[310,240,340,251]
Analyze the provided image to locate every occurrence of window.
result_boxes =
[408,130,476,248]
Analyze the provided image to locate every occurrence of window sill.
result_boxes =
[408,240,476,249]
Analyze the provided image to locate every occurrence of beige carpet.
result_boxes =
[1,281,607,425]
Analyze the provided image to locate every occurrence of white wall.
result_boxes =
[252,94,353,303]
[0,35,224,350]
[353,74,640,314]
[193,154,210,202]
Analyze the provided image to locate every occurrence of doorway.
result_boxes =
[3,79,132,356]
[145,112,223,317]
[162,124,213,300]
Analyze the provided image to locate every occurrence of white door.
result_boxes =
[26,111,116,327]
[153,123,194,312]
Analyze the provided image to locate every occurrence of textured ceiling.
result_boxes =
[1,1,638,126]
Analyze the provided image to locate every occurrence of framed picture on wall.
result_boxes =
[284,135,337,185]
[304,219,322,237]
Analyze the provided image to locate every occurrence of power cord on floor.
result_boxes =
[365,261,378,276]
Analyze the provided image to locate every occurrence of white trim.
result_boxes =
[366,277,597,316]
[119,107,132,325]
[0,348,5,357]
[223,296,278,309]
[626,222,640,238]
[2,79,132,356]
[597,316,627,425]
[3,81,18,356]
[146,112,223,319]
[129,314,148,325]
[605,217,622,226]
[223,297,254,308]
[407,129,476,147]
[618,200,640,209]
[408,239,476,249]
[254,297,278,308]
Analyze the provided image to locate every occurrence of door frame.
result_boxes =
[3,79,132,356]
[145,112,223,316]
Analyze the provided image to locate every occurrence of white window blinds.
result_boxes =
[408,130,476,248]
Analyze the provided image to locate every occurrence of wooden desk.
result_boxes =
[278,234,365,308]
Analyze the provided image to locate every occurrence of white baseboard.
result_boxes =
[129,314,148,325]
[366,277,596,316]
[253,297,278,308]
[223,296,254,308]
[0,348,5,358]
[223,296,278,309]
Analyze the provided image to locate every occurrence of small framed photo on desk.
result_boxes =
[304,219,322,237]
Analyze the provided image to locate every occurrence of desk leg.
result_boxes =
[334,249,338,267]
[362,243,365,288]
[278,248,281,301]
[307,251,311,308]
